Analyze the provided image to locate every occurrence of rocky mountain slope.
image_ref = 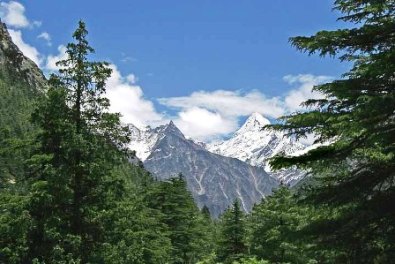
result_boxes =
[0,21,47,182]
[207,113,306,185]
[0,20,47,91]
[129,121,279,217]
[0,20,47,134]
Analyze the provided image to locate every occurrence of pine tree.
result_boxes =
[145,175,207,264]
[100,162,173,264]
[269,0,395,262]
[217,200,247,264]
[26,21,130,263]
[0,192,31,264]
[247,186,312,263]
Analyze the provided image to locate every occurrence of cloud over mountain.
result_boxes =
[1,1,334,142]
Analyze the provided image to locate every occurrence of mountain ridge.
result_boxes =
[207,112,305,184]
[129,121,279,216]
[127,113,309,215]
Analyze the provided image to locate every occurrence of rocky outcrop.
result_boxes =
[0,20,47,91]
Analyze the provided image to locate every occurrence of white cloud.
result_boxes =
[283,74,332,112]
[158,90,285,141]
[45,48,166,131]
[45,49,165,133]
[37,31,51,46]
[8,29,42,66]
[105,73,245,141]
[106,64,165,128]
[174,107,237,141]
[159,90,285,119]
[157,74,333,141]
[0,2,44,66]
[0,1,333,142]
[0,2,334,144]
[0,1,29,28]
[0,1,39,29]
[126,73,137,84]
[45,45,67,71]
[32,20,41,28]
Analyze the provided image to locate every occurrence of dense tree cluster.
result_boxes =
[1,0,394,263]
[268,0,395,262]
[0,22,213,263]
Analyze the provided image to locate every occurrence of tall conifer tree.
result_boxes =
[269,1,395,262]
[26,21,130,263]
[145,175,208,264]
[217,200,247,264]
[247,186,310,263]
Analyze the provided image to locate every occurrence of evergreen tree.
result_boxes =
[101,197,172,264]
[217,200,247,264]
[145,175,208,263]
[247,186,312,263]
[0,192,31,263]
[26,21,130,263]
[269,0,395,262]
[100,162,173,264]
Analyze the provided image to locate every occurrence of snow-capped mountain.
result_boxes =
[207,112,306,184]
[128,124,163,161]
[127,112,309,215]
[128,121,278,217]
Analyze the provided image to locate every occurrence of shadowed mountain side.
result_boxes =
[144,122,279,217]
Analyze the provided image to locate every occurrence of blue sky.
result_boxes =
[0,1,350,141]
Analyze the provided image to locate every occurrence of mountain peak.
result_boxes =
[249,112,270,125]
[237,112,270,134]
[163,120,185,138]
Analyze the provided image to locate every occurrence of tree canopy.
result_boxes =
[269,0,395,262]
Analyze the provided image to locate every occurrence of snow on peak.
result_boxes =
[249,112,271,126]
[128,121,186,161]
[207,112,306,184]
[128,125,160,161]
[236,112,270,134]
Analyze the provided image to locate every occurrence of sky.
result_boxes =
[0,0,350,142]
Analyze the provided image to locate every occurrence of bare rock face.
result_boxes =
[130,121,279,217]
[0,20,47,91]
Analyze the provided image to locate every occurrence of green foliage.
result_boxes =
[217,200,247,264]
[145,175,213,263]
[247,186,317,264]
[247,187,299,263]
[100,200,172,264]
[269,0,395,262]
[0,65,39,187]
[1,1,392,262]
[99,162,173,263]
[0,192,31,263]
[232,257,269,264]
[0,20,216,264]
[0,22,44,264]
[24,20,132,262]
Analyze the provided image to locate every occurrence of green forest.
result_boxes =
[0,0,394,263]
